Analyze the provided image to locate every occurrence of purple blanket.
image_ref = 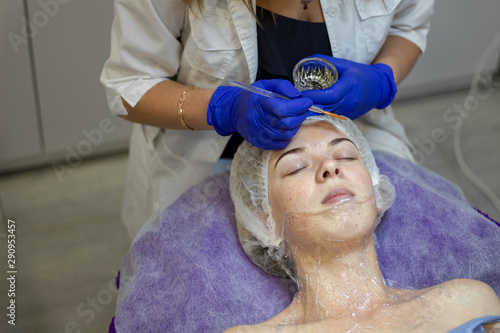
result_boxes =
[112,152,500,333]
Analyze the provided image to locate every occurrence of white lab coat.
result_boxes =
[101,0,434,238]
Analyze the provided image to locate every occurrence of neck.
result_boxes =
[290,236,392,323]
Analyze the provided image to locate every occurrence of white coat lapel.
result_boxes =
[226,0,258,83]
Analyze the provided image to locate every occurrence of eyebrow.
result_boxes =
[274,138,356,169]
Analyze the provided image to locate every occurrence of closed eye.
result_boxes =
[287,166,307,176]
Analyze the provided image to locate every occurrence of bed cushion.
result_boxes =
[113,152,500,332]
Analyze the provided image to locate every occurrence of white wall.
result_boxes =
[397,0,500,100]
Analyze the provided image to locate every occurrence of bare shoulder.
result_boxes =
[445,279,500,315]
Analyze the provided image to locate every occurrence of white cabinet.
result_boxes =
[27,0,131,155]
[0,0,42,166]
[0,0,132,173]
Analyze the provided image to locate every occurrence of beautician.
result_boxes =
[100,0,434,238]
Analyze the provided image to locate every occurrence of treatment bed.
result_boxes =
[109,152,500,332]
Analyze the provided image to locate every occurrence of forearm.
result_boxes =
[372,35,421,85]
[120,80,216,131]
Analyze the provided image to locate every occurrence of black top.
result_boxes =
[221,7,332,158]
[256,6,332,81]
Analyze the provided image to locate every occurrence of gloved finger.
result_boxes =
[261,97,313,118]
[303,99,348,117]
[258,79,302,99]
[258,118,303,140]
[262,112,309,132]
[251,110,320,149]
[262,109,322,140]
[335,103,365,118]
[264,128,301,149]
[307,54,355,75]
[300,76,351,105]
[246,130,292,150]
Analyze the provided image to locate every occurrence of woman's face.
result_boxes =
[267,120,377,243]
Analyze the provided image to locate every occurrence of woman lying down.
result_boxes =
[226,115,500,332]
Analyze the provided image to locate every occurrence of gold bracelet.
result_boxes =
[178,87,197,131]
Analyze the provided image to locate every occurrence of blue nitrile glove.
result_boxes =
[207,79,314,150]
[300,54,397,120]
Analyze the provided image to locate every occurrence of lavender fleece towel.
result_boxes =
[113,152,500,333]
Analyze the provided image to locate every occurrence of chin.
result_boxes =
[283,202,377,249]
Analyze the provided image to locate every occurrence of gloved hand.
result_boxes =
[207,79,314,150]
[300,54,397,120]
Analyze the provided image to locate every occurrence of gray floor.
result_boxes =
[0,153,131,333]
[0,86,499,333]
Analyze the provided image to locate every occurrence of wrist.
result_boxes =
[372,63,397,109]
[207,86,236,136]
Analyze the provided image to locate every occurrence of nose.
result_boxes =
[316,158,341,182]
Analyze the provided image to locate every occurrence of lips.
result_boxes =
[322,188,354,205]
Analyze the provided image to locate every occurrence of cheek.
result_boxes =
[348,167,378,216]
[269,181,312,224]
[282,182,311,211]
[347,166,374,195]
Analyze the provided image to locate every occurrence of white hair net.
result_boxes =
[229,115,396,277]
